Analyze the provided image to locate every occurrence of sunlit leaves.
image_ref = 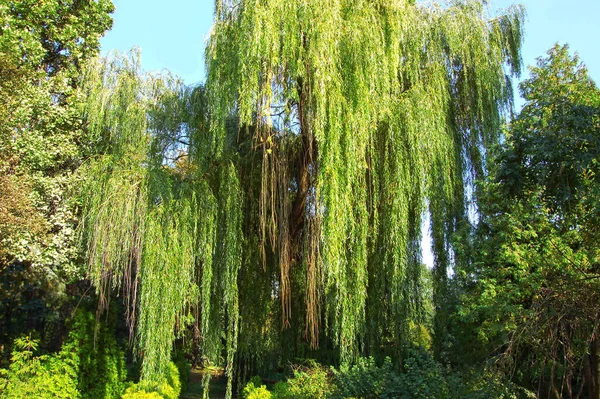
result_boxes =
[207,0,523,364]
[79,52,244,389]
[457,45,600,394]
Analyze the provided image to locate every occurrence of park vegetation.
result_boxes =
[0,0,598,398]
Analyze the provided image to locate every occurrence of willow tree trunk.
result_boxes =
[592,337,600,399]
[584,337,600,399]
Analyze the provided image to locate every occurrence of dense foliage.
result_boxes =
[0,0,113,271]
[0,311,127,399]
[0,0,114,354]
[207,0,523,368]
[455,45,600,398]
[121,362,182,399]
[1,1,599,398]
[241,356,532,399]
[77,2,525,396]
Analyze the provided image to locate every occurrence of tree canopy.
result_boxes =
[0,0,114,351]
[77,0,524,395]
[6,1,600,399]
[457,44,600,398]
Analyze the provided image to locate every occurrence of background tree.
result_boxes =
[456,44,600,398]
[0,0,114,353]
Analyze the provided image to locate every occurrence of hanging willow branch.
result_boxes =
[78,51,231,385]
[77,1,524,396]
[207,0,523,365]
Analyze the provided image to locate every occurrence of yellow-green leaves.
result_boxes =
[207,0,523,364]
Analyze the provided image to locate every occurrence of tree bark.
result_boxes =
[592,337,600,399]
[290,77,313,242]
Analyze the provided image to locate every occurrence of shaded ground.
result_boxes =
[181,367,227,399]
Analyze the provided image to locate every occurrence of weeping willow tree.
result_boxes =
[207,0,523,366]
[78,0,524,396]
[78,51,242,397]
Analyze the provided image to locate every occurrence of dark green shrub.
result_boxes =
[70,311,128,399]
[397,350,448,399]
[446,369,535,399]
[331,357,401,399]
[172,351,191,393]
[332,351,448,399]
[271,381,291,398]
[240,355,522,399]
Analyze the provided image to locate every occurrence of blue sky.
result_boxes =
[494,0,600,105]
[101,0,600,89]
[101,0,214,85]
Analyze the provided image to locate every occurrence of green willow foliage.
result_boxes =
[79,51,243,391]
[79,1,524,396]
[79,53,196,383]
[207,0,523,365]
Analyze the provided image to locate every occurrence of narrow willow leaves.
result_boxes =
[79,1,524,396]
[137,198,197,382]
[207,0,523,364]
[214,162,243,399]
[79,52,240,387]
[80,52,151,323]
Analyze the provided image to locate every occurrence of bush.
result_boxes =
[239,355,530,399]
[0,311,127,399]
[271,381,291,398]
[173,351,191,393]
[121,387,164,399]
[285,360,332,399]
[398,350,448,399]
[331,356,397,399]
[242,376,272,399]
[332,351,448,399]
[165,361,181,399]
[70,311,128,399]
[121,361,181,399]
[240,361,332,399]
[446,369,535,399]
[333,352,534,399]
[0,335,79,398]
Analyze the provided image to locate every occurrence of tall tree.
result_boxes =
[80,0,524,396]
[0,0,114,349]
[206,0,523,363]
[457,44,600,398]
[0,0,114,258]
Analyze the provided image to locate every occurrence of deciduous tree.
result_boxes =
[80,1,525,396]
[457,44,600,398]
